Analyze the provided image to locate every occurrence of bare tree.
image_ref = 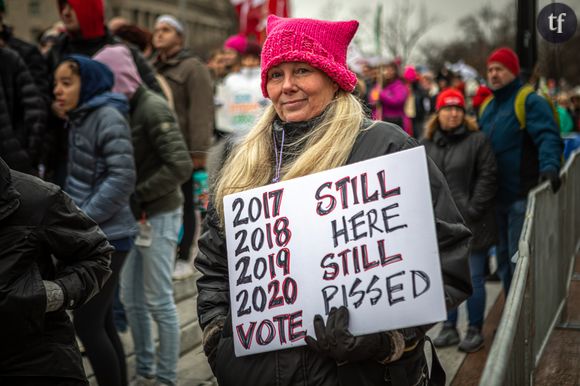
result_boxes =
[539,29,580,86]
[317,0,438,64]
[422,3,516,75]
[379,0,439,64]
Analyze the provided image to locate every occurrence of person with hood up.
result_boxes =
[48,0,160,91]
[45,0,160,186]
[421,89,497,353]
[195,15,472,386]
[54,54,136,386]
[94,44,193,386]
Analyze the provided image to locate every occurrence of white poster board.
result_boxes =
[223,146,446,357]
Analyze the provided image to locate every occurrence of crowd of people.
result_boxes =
[0,0,573,385]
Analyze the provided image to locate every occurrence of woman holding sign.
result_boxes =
[195,15,473,386]
[421,89,497,353]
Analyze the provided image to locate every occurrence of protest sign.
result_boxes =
[223,146,446,357]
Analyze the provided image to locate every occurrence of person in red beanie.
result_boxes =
[479,47,562,296]
[195,15,473,386]
[422,89,497,353]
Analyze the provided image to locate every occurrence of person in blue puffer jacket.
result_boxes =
[479,47,562,296]
[54,54,136,386]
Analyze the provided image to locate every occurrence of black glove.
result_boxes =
[539,170,561,193]
[305,306,394,364]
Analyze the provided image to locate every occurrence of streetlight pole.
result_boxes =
[516,0,537,83]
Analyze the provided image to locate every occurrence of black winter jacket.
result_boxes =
[0,157,113,380]
[0,47,47,174]
[1,24,50,107]
[421,127,497,252]
[195,120,472,386]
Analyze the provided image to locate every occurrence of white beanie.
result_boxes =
[155,15,184,35]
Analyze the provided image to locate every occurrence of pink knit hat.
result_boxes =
[224,34,247,54]
[260,15,359,98]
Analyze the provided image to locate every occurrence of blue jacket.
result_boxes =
[64,55,136,240]
[480,78,562,204]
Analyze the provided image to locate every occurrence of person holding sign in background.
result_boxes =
[195,15,473,386]
[421,89,498,353]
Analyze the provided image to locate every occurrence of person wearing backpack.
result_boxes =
[479,47,563,295]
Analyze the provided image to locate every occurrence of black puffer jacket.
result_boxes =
[0,157,113,380]
[0,47,47,174]
[421,126,498,252]
[1,24,50,107]
[195,120,472,386]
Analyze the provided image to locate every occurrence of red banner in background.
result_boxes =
[231,0,289,43]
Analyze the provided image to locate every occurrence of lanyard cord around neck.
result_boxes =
[272,127,285,183]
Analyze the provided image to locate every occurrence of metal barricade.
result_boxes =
[478,151,580,386]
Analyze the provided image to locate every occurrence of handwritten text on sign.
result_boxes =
[223,146,446,357]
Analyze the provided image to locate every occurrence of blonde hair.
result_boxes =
[214,91,364,223]
[422,113,479,141]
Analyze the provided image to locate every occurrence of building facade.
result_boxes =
[2,0,60,44]
[3,0,238,57]
[108,0,238,57]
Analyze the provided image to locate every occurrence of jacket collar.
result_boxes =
[0,158,20,222]
[0,24,13,42]
[273,109,327,143]
[155,49,193,67]
[433,125,468,146]
[68,92,129,124]
[492,77,522,101]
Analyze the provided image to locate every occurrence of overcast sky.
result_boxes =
[289,0,580,62]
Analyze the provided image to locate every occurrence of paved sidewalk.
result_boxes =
[534,256,580,386]
[83,267,502,386]
[428,281,503,386]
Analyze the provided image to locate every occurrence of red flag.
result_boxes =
[231,0,289,43]
[269,0,289,18]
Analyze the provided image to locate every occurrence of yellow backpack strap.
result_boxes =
[538,89,560,128]
[478,95,494,119]
[514,84,534,129]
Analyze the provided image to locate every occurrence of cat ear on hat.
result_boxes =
[266,15,283,34]
[340,20,359,41]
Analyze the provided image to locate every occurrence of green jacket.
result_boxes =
[557,106,574,135]
[130,85,193,217]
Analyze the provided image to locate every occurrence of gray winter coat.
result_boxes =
[64,94,137,240]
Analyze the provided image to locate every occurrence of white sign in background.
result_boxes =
[223,146,446,357]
